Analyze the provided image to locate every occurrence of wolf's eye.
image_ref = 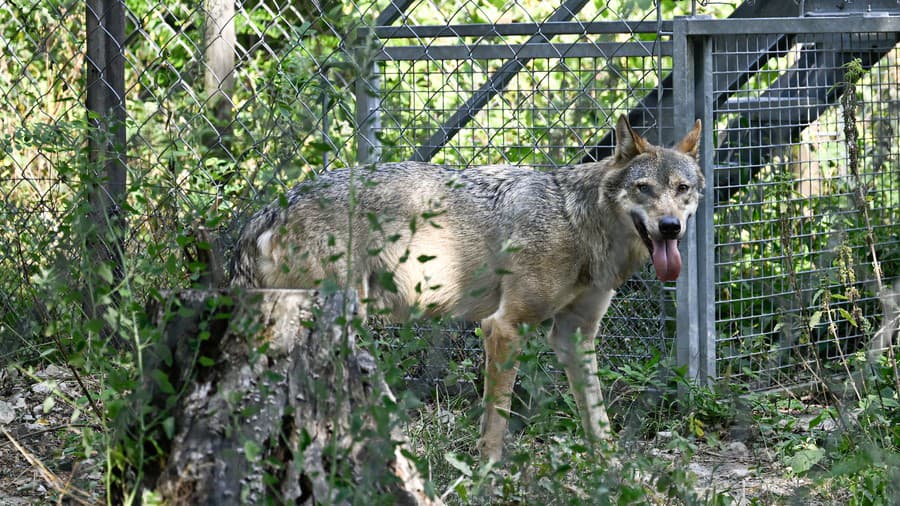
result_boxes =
[676,184,690,194]
[636,183,651,194]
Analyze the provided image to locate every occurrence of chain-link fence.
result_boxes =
[1,0,898,393]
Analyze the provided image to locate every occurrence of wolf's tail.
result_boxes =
[229,205,279,288]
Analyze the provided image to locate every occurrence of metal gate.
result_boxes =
[674,15,900,388]
[357,10,900,390]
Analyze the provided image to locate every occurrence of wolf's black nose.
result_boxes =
[658,216,681,239]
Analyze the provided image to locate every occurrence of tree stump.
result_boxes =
[119,289,435,505]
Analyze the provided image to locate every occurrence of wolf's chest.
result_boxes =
[586,236,650,289]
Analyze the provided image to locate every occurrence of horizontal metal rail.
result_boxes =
[376,41,672,61]
[362,20,674,39]
[681,15,900,35]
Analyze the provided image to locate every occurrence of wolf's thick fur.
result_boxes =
[232,116,703,461]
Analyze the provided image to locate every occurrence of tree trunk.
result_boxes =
[120,289,435,505]
[202,0,236,199]
[203,0,234,143]
[85,0,126,341]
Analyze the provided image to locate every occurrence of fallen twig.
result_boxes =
[2,427,95,505]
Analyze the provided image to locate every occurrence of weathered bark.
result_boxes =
[122,289,435,505]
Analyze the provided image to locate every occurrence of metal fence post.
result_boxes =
[356,64,381,165]
[353,0,416,165]
[674,17,717,385]
[696,35,717,385]
[673,17,701,382]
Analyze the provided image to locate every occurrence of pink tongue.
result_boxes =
[651,239,682,282]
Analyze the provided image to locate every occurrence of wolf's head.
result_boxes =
[605,115,704,282]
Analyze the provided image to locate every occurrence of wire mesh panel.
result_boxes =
[708,28,900,389]
[368,21,677,365]
[375,39,673,168]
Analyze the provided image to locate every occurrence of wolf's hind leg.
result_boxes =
[549,288,615,446]
[477,315,522,463]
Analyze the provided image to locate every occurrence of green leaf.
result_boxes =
[162,417,175,439]
[175,234,192,248]
[378,271,398,293]
[84,318,105,334]
[617,485,645,505]
[808,311,822,330]
[244,440,261,462]
[366,212,382,232]
[263,370,284,382]
[421,209,446,220]
[97,263,114,284]
[198,356,215,367]
[152,370,175,395]
[500,240,522,253]
[838,308,857,327]
[444,452,472,477]
[806,411,826,430]
[454,481,468,503]
[785,447,825,474]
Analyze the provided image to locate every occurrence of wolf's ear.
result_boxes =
[614,114,649,162]
[675,119,702,159]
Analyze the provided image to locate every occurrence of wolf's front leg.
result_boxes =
[549,288,615,446]
[477,315,522,462]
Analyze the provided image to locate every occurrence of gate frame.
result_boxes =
[672,14,900,385]
[355,11,900,388]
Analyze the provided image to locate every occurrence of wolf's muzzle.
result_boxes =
[658,216,681,240]
[630,212,683,283]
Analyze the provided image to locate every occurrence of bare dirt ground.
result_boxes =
[0,365,102,504]
[648,437,817,504]
[0,365,821,504]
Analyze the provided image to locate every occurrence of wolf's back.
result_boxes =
[229,161,566,289]
[229,163,448,288]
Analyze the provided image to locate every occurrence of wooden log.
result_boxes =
[120,289,435,505]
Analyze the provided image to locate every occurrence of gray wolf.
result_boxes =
[231,115,703,462]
